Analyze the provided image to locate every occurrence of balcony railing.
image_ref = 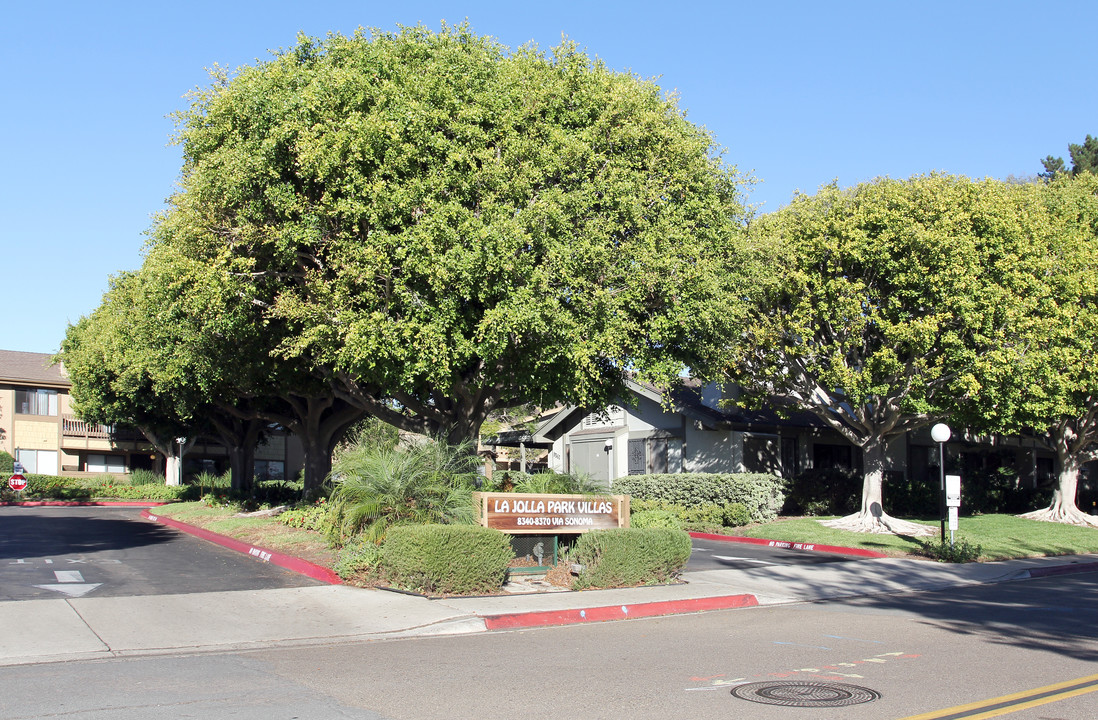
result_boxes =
[62,415,147,443]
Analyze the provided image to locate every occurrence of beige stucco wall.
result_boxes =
[13,418,60,451]
[0,387,12,455]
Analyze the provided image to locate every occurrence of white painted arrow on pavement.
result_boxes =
[34,570,102,597]
[713,556,777,565]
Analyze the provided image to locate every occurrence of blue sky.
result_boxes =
[4,1,1095,355]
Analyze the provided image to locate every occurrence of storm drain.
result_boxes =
[731,681,881,708]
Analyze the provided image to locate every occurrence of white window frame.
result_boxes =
[15,388,59,416]
[15,449,59,476]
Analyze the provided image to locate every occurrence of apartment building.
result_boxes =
[0,349,299,479]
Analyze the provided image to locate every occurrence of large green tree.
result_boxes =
[66,241,364,493]
[159,24,754,448]
[59,271,200,484]
[725,175,1042,534]
[971,173,1098,526]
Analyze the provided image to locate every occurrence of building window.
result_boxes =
[15,388,58,416]
[255,460,285,481]
[87,454,126,474]
[628,439,646,475]
[15,449,59,476]
[814,443,854,470]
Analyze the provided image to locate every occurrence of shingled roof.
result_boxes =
[0,350,69,388]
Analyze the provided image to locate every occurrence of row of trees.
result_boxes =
[725,172,1098,532]
[59,24,1098,532]
[59,25,755,495]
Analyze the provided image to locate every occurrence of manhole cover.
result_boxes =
[731,681,881,707]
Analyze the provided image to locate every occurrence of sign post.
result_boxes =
[945,474,961,547]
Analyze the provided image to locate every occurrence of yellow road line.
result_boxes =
[896,672,1098,720]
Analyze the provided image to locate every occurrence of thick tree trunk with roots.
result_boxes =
[821,436,935,536]
[1020,456,1098,528]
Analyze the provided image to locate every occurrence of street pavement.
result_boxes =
[2,507,1097,667]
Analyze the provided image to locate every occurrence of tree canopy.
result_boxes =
[725,174,1043,533]
[969,173,1098,526]
[159,23,755,448]
[1041,134,1098,179]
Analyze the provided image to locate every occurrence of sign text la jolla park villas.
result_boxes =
[473,492,630,534]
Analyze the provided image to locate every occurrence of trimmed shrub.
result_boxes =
[722,501,751,527]
[631,498,724,532]
[613,473,785,523]
[570,528,692,589]
[381,524,512,595]
[630,509,682,530]
[0,451,14,474]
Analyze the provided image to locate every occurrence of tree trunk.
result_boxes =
[821,435,934,535]
[225,420,262,493]
[1020,455,1098,527]
[137,427,183,486]
[283,396,364,497]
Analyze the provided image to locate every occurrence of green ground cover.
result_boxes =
[733,515,1098,561]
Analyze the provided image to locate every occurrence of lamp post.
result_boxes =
[930,423,951,544]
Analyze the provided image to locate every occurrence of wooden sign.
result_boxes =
[473,492,630,534]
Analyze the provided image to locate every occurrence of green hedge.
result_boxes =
[381,524,513,595]
[614,473,785,523]
[0,475,196,502]
[631,499,752,531]
[571,528,692,589]
[630,509,683,530]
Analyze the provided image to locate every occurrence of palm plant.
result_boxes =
[509,470,602,495]
[327,438,479,544]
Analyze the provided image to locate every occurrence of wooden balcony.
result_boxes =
[61,415,148,444]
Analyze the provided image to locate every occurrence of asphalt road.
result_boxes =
[2,505,1097,718]
[687,535,856,571]
[0,506,322,601]
[0,506,853,602]
[2,570,1095,719]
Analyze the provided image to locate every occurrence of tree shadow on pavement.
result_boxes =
[836,572,1098,662]
[0,507,175,559]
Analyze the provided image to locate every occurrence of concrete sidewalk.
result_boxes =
[3,542,1096,667]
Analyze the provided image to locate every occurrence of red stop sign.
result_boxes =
[8,474,27,492]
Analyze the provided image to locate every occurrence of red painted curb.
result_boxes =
[1027,561,1098,578]
[142,509,343,585]
[482,594,759,630]
[689,531,889,559]
[2,500,172,507]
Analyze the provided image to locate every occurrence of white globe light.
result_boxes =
[931,423,951,443]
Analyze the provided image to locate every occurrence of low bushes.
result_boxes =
[615,473,785,524]
[629,509,682,530]
[381,524,513,595]
[0,474,197,502]
[630,498,751,533]
[333,535,383,580]
[277,501,330,532]
[570,528,692,589]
